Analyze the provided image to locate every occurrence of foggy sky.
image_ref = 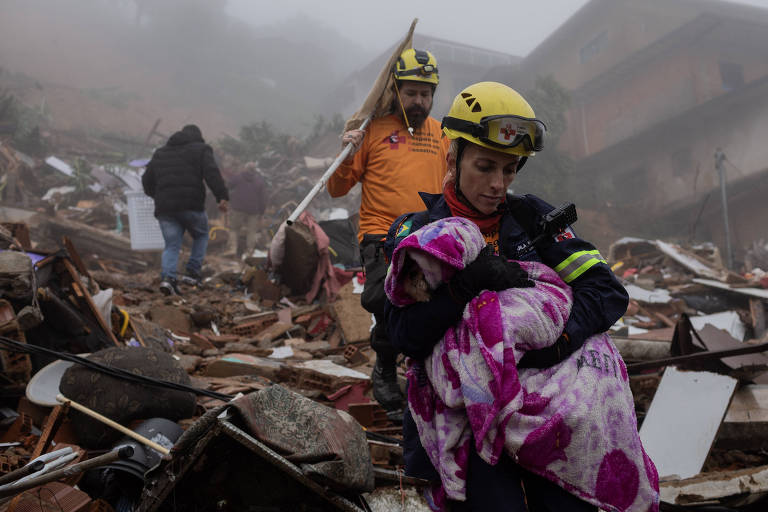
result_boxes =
[228,0,768,57]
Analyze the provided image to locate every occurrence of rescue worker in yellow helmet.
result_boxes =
[383,82,631,510]
[327,48,449,417]
[392,48,439,134]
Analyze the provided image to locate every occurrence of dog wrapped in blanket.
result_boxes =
[385,216,659,512]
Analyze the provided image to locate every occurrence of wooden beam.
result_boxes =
[627,342,768,373]
[62,236,92,280]
[62,259,119,346]
[660,463,768,506]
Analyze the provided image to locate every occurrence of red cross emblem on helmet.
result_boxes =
[500,124,516,140]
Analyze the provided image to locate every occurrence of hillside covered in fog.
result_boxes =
[0,0,367,139]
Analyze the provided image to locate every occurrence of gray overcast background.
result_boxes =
[4,0,768,139]
[228,0,768,57]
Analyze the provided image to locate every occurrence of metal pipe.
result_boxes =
[0,448,74,486]
[12,453,79,486]
[286,117,371,225]
[0,460,44,486]
[0,446,133,498]
[32,447,73,464]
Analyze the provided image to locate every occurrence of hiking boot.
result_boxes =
[372,358,404,411]
[159,278,181,296]
[385,408,404,424]
[179,273,202,287]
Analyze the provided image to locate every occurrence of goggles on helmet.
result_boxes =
[395,64,438,78]
[442,114,546,152]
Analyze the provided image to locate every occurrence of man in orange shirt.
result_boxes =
[327,49,449,415]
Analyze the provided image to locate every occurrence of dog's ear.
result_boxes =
[402,253,418,275]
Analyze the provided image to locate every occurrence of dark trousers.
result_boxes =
[452,449,598,511]
[359,236,398,364]
[403,408,597,512]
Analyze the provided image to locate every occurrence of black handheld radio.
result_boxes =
[514,202,578,256]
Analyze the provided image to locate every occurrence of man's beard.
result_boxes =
[405,105,430,130]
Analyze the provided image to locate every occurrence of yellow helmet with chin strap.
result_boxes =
[393,48,439,85]
[442,81,546,160]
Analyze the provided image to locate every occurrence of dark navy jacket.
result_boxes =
[383,191,626,501]
[384,192,628,361]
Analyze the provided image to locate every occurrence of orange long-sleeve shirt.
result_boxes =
[327,115,449,241]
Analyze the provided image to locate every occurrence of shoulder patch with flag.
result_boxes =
[396,218,414,238]
[554,226,576,242]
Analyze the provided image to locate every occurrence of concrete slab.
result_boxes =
[640,367,737,479]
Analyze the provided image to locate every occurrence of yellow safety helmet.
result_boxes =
[393,48,439,85]
[441,81,546,158]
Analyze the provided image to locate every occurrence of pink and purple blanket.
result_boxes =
[385,217,659,512]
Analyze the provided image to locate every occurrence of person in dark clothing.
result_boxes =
[142,124,229,295]
[228,162,267,257]
[383,82,631,511]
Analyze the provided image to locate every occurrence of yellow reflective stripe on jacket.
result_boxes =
[554,250,607,283]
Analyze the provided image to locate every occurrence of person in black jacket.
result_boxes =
[384,82,628,510]
[142,124,229,295]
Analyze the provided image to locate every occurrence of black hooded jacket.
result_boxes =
[142,125,229,216]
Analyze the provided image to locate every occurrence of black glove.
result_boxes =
[518,334,572,369]
[449,246,534,304]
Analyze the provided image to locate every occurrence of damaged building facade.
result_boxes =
[488,0,768,262]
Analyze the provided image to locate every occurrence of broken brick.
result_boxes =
[252,321,293,348]
[207,334,241,346]
[226,317,277,338]
[343,344,369,366]
[190,332,216,350]
[347,402,389,429]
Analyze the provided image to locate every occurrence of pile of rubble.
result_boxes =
[608,237,768,509]
[0,131,407,510]
[0,214,421,510]
[3,140,768,510]
[2,224,768,510]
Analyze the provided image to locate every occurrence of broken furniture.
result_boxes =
[136,385,374,512]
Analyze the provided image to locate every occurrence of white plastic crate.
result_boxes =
[125,190,165,251]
